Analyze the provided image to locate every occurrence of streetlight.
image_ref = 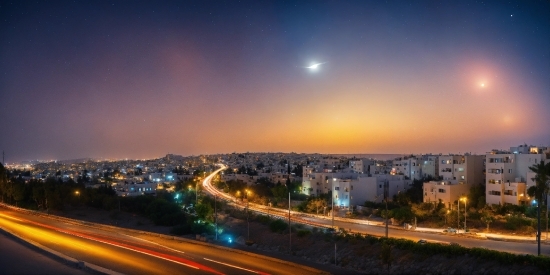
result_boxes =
[245,189,251,241]
[445,209,450,225]
[214,194,217,241]
[461,197,467,232]
[457,199,460,234]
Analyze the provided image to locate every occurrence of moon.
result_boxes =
[305,62,326,70]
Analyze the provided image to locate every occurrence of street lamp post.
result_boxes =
[215,195,217,241]
[288,191,291,253]
[463,197,467,231]
[457,199,460,234]
[246,189,250,241]
[331,191,335,228]
[384,180,389,238]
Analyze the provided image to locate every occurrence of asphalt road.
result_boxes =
[203,165,550,257]
[0,207,325,275]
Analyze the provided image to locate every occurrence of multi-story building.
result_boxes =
[331,174,413,208]
[423,180,470,209]
[438,154,484,185]
[423,154,484,208]
[420,154,439,179]
[485,145,548,206]
[391,155,422,180]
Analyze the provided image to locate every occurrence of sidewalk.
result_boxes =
[413,226,550,243]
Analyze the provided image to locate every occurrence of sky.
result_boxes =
[1,0,549,162]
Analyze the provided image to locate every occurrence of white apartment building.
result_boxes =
[391,155,422,180]
[438,154,484,185]
[302,168,356,196]
[420,155,439,179]
[331,174,412,208]
[422,154,484,208]
[115,182,159,196]
[423,180,470,209]
[485,145,548,206]
[349,158,392,176]
[349,159,371,174]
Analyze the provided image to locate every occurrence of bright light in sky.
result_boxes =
[306,62,326,70]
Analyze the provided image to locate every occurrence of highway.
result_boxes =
[0,206,324,275]
[203,164,550,256]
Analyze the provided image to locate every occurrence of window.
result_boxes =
[488,190,501,196]
[335,187,339,190]
[438,189,446,193]
[508,169,512,174]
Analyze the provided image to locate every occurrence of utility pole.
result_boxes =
[546,201,549,243]
[457,200,460,234]
[384,180,388,238]
[537,199,541,256]
[215,195,218,241]
[288,191,291,253]
[331,191,334,228]
[334,243,337,266]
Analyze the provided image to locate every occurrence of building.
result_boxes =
[331,174,413,208]
[422,154,484,209]
[485,145,548,206]
[391,155,422,180]
[420,154,439,179]
[423,180,470,209]
[438,154,484,185]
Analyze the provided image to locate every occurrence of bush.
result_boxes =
[297,230,311,238]
[255,214,272,225]
[504,215,532,230]
[269,219,288,233]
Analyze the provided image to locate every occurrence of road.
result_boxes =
[0,206,324,275]
[203,164,550,256]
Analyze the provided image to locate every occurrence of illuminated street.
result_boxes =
[0,206,325,275]
[203,165,550,256]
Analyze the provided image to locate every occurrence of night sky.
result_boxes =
[1,1,549,162]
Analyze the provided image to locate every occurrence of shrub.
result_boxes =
[297,230,311,238]
[269,219,288,233]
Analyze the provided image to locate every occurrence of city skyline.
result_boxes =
[1,1,549,162]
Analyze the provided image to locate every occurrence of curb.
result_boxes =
[0,225,122,275]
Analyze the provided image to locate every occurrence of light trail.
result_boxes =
[203,258,270,275]
[121,233,188,255]
[0,213,224,275]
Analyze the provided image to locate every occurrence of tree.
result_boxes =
[0,163,9,203]
[271,185,287,199]
[306,198,327,214]
[468,184,486,209]
[481,214,494,232]
[527,160,550,256]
